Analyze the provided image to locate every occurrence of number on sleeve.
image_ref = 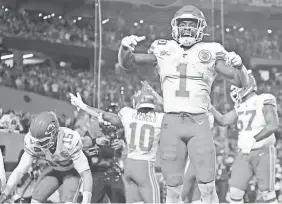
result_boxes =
[237,110,257,132]
[63,134,74,145]
[176,63,190,97]
[129,122,155,152]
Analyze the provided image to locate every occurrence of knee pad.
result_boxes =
[31,199,42,204]
[261,191,276,202]
[166,175,184,186]
[229,187,245,201]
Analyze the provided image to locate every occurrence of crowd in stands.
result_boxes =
[1,2,282,203]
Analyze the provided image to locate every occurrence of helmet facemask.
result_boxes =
[171,17,206,47]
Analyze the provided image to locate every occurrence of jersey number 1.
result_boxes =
[176,63,190,97]
[129,122,155,152]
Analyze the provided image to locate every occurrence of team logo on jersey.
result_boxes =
[160,50,169,56]
[60,151,69,158]
[198,49,212,63]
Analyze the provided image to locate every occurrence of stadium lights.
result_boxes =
[134,22,138,26]
[1,6,4,9]
[102,18,109,24]
[73,19,77,23]
[51,13,55,17]
[59,16,62,19]
[78,17,82,20]
[226,28,230,32]
[233,26,237,29]
[23,54,33,59]
[140,20,144,24]
[239,27,244,32]
[4,8,8,11]
[38,13,42,17]
[268,29,272,34]
[43,16,47,20]
[1,54,13,60]
[1,53,33,60]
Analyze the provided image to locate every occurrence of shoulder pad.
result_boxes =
[196,42,228,60]
[118,107,133,119]
[260,94,277,107]
[24,133,42,157]
[148,39,176,56]
[61,128,82,151]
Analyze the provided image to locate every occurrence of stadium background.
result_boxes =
[0,0,282,202]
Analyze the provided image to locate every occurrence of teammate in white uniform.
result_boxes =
[0,148,6,192]
[210,71,279,204]
[0,112,92,203]
[70,86,164,204]
[118,5,250,203]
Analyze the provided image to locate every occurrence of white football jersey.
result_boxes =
[118,107,164,161]
[24,127,86,171]
[148,40,228,114]
[234,94,277,149]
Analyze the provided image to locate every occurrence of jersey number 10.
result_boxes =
[128,122,155,152]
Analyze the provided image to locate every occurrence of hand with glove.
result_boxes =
[69,92,86,111]
[121,35,146,51]
[238,136,256,154]
[225,51,243,69]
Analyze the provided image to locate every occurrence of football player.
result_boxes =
[70,86,164,204]
[210,71,279,204]
[0,112,93,203]
[118,5,250,203]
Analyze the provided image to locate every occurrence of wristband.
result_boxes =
[82,191,92,203]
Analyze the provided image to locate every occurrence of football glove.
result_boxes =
[225,51,242,68]
[69,92,86,111]
[121,35,146,51]
[238,136,256,154]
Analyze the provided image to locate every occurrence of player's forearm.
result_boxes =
[210,107,226,126]
[80,169,93,203]
[3,168,26,196]
[80,103,104,118]
[118,45,135,70]
[254,124,278,142]
[236,64,249,88]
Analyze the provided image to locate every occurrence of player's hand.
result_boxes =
[121,35,146,51]
[69,92,85,111]
[111,139,123,150]
[238,136,256,154]
[96,136,110,146]
[225,51,242,68]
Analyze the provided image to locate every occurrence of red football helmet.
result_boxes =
[171,5,207,46]
[132,87,157,110]
[230,70,257,104]
[29,111,60,150]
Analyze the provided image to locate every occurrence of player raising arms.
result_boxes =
[118,5,250,203]
[70,86,164,204]
[210,71,279,204]
[0,112,93,204]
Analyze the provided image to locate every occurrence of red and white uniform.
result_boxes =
[118,107,164,161]
[235,93,276,150]
[230,93,277,192]
[118,107,164,203]
[148,40,227,114]
[24,127,89,173]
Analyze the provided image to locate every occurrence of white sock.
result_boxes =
[198,182,215,203]
[166,185,183,203]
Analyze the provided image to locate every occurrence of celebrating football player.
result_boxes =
[70,86,164,204]
[118,4,250,203]
[210,71,279,204]
[0,112,93,204]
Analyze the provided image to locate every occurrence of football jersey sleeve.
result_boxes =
[261,94,277,108]
[68,131,83,161]
[23,133,40,158]
[118,107,132,121]
[148,39,167,56]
